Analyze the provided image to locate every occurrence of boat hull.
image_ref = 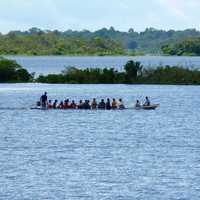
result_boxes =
[142,104,159,110]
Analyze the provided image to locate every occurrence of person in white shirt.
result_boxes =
[135,100,141,109]
[118,98,125,109]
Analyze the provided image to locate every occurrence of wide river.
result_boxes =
[0,83,200,200]
[6,55,200,75]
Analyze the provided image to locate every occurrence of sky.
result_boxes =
[0,0,199,33]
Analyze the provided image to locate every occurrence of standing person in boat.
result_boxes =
[91,98,97,109]
[144,96,151,106]
[98,99,106,109]
[111,98,117,109]
[118,99,125,109]
[106,98,111,110]
[40,92,48,109]
[135,100,141,109]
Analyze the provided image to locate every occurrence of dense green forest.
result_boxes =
[1,57,200,84]
[0,30,124,56]
[162,37,200,56]
[1,27,200,55]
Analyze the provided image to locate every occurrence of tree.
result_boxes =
[128,28,134,33]
[16,68,32,82]
[0,58,31,82]
[124,60,143,83]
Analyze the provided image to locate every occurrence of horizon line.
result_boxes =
[1,26,200,34]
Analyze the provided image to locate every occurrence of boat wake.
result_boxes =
[0,107,28,110]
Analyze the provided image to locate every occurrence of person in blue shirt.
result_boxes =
[144,96,150,106]
[98,99,106,109]
[106,98,111,110]
[40,92,48,108]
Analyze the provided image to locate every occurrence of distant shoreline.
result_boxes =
[2,53,146,57]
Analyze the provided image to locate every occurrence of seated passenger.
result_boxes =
[106,98,111,110]
[36,101,41,107]
[91,98,97,109]
[83,100,91,110]
[58,101,64,109]
[64,99,70,109]
[70,100,77,109]
[111,98,117,109]
[87,100,91,109]
[118,99,125,109]
[78,100,84,109]
[135,100,141,109]
[144,96,150,106]
[48,100,53,109]
[53,100,58,109]
[98,99,106,109]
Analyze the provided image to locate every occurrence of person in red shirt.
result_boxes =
[48,100,53,109]
[64,99,70,109]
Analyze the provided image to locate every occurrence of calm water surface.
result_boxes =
[0,84,200,200]
[6,56,200,75]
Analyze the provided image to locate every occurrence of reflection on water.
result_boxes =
[0,84,200,200]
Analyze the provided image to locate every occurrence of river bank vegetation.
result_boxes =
[36,61,200,85]
[1,58,200,84]
[1,27,200,55]
[0,57,33,82]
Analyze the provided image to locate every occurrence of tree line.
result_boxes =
[0,31,124,56]
[1,27,200,55]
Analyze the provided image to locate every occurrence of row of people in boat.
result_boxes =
[39,92,151,110]
[38,98,126,110]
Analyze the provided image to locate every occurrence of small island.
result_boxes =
[1,57,200,85]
